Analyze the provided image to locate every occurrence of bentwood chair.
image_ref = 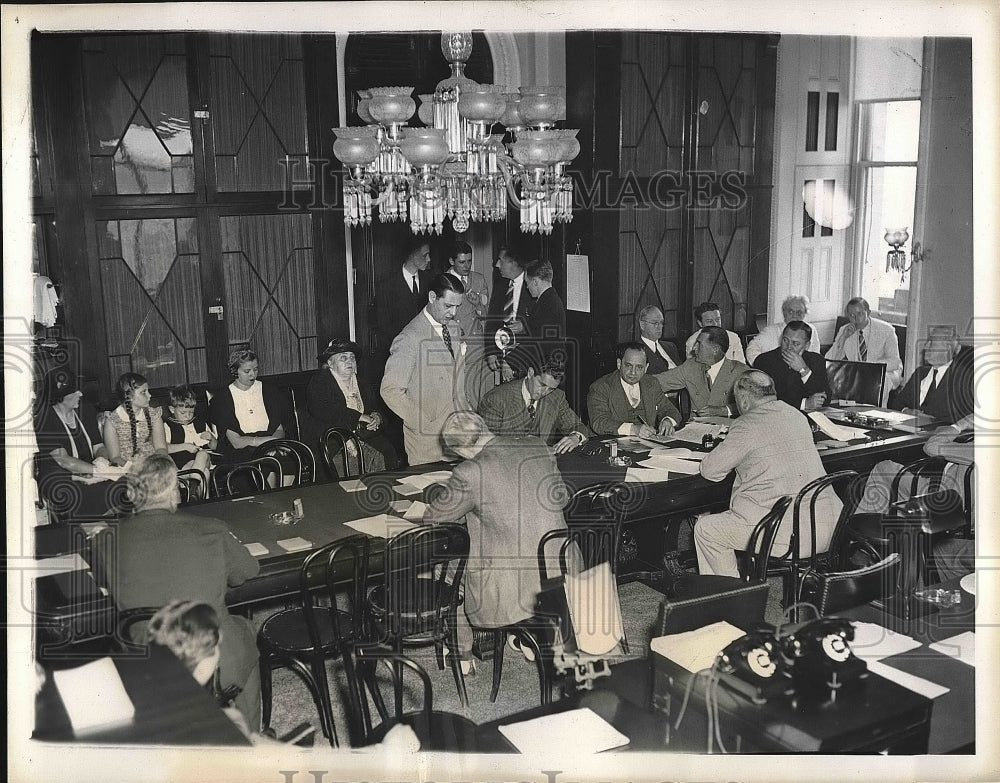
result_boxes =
[252,438,316,487]
[115,606,159,654]
[825,359,886,406]
[256,539,369,747]
[364,523,471,713]
[176,469,206,504]
[320,427,386,479]
[210,455,281,498]
[345,648,478,750]
[801,553,903,615]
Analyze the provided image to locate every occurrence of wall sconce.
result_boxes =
[884,227,923,273]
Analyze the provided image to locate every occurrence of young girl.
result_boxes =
[102,372,168,467]
[162,384,216,484]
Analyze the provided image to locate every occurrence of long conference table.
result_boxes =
[34,410,930,646]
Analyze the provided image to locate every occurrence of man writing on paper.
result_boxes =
[587,342,681,438]
[694,371,842,577]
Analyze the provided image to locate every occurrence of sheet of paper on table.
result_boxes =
[499,707,628,754]
[640,456,701,474]
[849,622,922,660]
[33,552,89,576]
[866,660,950,699]
[338,478,367,492]
[392,484,424,496]
[624,466,675,483]
[244,542,269,557]
[807,411,860,441]
[52,657,136,733]
[643,446,705,461]
[398,471,451,491]
[389,500,412,513]
[650,620,746,673]
[929,631,975,667]
[402,500,428,521]
[671,422,725,444]
[345,515,418,539]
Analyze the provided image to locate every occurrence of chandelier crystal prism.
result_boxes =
[332,32,580,235]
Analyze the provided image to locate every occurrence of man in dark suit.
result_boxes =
[637,305,681,373]
[375,238,432,346]
[478,355,592,454]
[587,342,681,437]
[484,244,531,381]
[653,326,750,419]
[890,326,973,424]
[524,258,567,367]
[751,320,829,411]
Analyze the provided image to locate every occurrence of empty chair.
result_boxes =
[364,523,470,712]
[256,539,368,747]
[656,580,771,636]
[115,605,159,654]
[345,648,478,750]
[210,455,281,498]
[801,553,902,615]
[825,359,886,406]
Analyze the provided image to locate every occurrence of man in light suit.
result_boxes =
[825,296,903,402]
[694,371,843,577]
[684,301,746,363]
[423,411,579,664]
[745,295,821,365]
[637,305,681,374]
[444,240,490,342]
[478,356,592,454]
[587,342,681,437]
[381,274,469,466]
[653,327,750,420]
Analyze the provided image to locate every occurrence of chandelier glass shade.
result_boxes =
[333,32,580,235]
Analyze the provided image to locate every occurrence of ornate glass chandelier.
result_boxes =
[332,32,580,236]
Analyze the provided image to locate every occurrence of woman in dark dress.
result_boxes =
[33,369,129,520]
[305,338,398,475]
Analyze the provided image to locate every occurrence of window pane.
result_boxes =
[805,91,819,152]
[863,100,920,162]
[858,165,916,320]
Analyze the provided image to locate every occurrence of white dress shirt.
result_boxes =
[919,362,951,405]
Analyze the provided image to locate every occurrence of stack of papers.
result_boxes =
[52,657,135,733]
[276,536,313,552]
[499,708,629,754]
[244,542,269,557]
[672,422,724,445]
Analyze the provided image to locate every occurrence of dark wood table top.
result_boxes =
[33,644,251,746]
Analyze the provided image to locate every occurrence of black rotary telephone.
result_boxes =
[779,617,868,695]
[717,628,794,703]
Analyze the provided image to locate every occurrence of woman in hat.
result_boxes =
[305,337,398,476]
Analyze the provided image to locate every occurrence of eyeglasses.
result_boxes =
[642,319,664,326]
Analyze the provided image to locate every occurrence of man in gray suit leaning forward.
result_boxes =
[381,274,469,466]
[694,370,842,577]
[653,326,750,420]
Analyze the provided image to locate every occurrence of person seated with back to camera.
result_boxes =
[102,372,169,469]
[162,384,216,485]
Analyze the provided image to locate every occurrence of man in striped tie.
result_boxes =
[485,244,531,382]
[825,297,903,402]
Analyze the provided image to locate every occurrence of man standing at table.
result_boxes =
[637,304,681,373]
[444,240,490,343]
[422,411,580,668]
[751,321,830,410]
[694,371,842,577]
[479,355,591,454]
[890,325,973,425]
[826,296,903,403]
[381,273,469,466]
[745,295,821,365]
[376,238,432,346]
[587,342,680,438]
[684,301,746,363]
[654,327,750,420]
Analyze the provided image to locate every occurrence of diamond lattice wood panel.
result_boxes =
[220,213,316,375]
[97,217,207,387]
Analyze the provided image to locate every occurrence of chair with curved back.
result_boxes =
[801,552,903,615]
[210,455,282,498]
[825,359,886,405]
[115,605,159,654]
[345,648,478,750]
[176,468,206,504]
[256,538,369,747]
[320,427,371,479]
[252,438,317,487]
[364,523,471,713]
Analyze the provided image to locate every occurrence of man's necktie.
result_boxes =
[504,280,515,321]
[921,367,939,405]
[411,275,419,295]
[705,369,713,391]
[527,400,536,421]
[858,329,868,361]
[441,324,454,358]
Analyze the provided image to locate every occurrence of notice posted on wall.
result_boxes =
[566,254,591,313]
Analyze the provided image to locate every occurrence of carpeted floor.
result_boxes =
[256,576,785,746]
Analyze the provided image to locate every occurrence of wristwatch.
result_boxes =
[798,366,810,376]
